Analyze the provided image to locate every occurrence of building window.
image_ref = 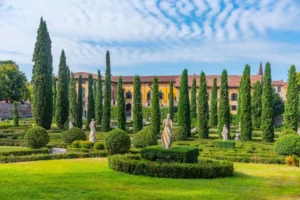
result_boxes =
[82,88,86,98]
[82,80,86,84]
[278,86,281,92]
[82,101,85,107]
[231,93,238,101]
[159,90,163,99]
[147,90,152,101]
[126,90,132,99]
[231,105,237,111]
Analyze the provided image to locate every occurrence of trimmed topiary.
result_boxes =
[24,126,50,149]
[280,129,297,137]
[61,127,86,143]
[104,129,131,154]
[71,140,81,148]
[132,126,158,148]
[94,141,105,150]
[213,140,235,148]
[172,126,187,141]
[79,141,93,149]
[275,135,300,156]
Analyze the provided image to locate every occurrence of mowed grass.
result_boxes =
[0,158,299,200]
[0,146,29,152]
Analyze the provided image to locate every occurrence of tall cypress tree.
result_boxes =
[284,65,298,131]
[32,18,53,129]
[87,74,95,129]
[76,75,83,128]
[133,75,143,133]
[237,78,243,121]
[102,51,111,132]
[68,72,77,123]
[240,65,252,141]
[251,81,262,129]
[169,81,174,120]
[52,76,57,119]
[66,66,70,119]
[218,70,230,137]
[13,101,19,127]
[151,76,161,134]
[55,50,68,129]
[117,76,126,131]
[261,62,274,142]
[95,70,103,125]
[178,69,191,137]
[191,78,197,119]
[198,72,209,138]
[209,78,218,126]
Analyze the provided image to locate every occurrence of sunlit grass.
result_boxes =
[0,146,29,152]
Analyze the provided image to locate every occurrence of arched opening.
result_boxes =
[82,88,86,98]
[126,103,132,119]
[159,90,163,99]
[147,90,151,106]
[126,90,132,99]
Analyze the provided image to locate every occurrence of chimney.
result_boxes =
[258,62,263,76]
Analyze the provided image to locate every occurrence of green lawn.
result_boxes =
[0,146,29,152]
[0,158,299,200]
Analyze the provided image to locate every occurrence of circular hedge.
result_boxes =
[172,126,187,141]
[108,154,234,179]
[24,126,50,149]
[132,126,157,148]
[61,127,86,143]
[275,135,300,156]
[104,129,131,154]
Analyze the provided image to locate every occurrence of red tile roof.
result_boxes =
[272,80,284,86]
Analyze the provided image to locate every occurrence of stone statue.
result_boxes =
[69,119,74,130]
[235,133,240,141]
[298,128,300,136]
[89,119,97,143]
[161,113,173,149]
[222,124,229,141]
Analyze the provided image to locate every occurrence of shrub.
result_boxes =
[71,140,81,148]
[0,148,49,156]
[275,135,300,156]
[280,129,297,137]
[172,126,187,141]
[94,141,105,150]
[104,129,131,154]
[61,127,86,143]
[141,146,199,163]
[24,127,50,149]
[285,155,298,166]
[213,140,235,148]
[79,141,93,149]
[132,126,157,148]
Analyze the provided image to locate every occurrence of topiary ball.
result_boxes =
[24,126,50,149]
[275,135,300,156]
[132,126,158,148]
[61,127,86,143]
[105,129,131,154]
[172,126,187,141]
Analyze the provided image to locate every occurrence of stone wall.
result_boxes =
[0,103,31,119]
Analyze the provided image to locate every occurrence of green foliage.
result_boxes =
[104,129,131,154]
[251,81,262,129]
[133,76,143,133]
[52,76,57,118]
[209,78,218,126]
[13,102,19,127]
[102,51,111,132]
[151,76,161,134]
[261,62,274,142]
[76,75,83,128]
[190,78,197,119]
[24,127,50,149]
[31,18,53,129]
[87,74,95,129]
[71,140,80,148]
[61,127,86,144]
[94,141,105,150]
[68,73,77,124]
[178,69,191,137]
[142,107,175,121]
[172,126,187,141]
[132,126,157,148]
[272,89,284,118]
[275,135,300,156]
[198,72,209,139]
[117,76,126,131]
[280,129,297,137]
[213,140,235,148]
[79,140,93,149]
[0,148,48,156]
[218,70,230,137]
[95,70,103,125]
[169,82,174,120]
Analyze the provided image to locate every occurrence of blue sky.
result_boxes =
[0,0,300,81]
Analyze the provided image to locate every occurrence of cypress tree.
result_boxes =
[102,51,111,132]
[87,74,95,129]
[169,81,174,120]
[209,78,218,126]
[151,76,161,134]
[237,78,243,121]
[55,50,68,129]
[251,81,262,129]
[133,75,143,133]
[218,70,230,137]
[198,72,209,138]
[31,18,53,129]
[95,70,103,125]
[191,78,197,119]
[66,66,70,119]
[261,62,274,142]
[13,101,19,127]
[68,72,77,123]
[178,69,191,137]
[52,76,57,119]
[240,65,252,141]
[117,76,126,130]
[284,65,298,131]
[76,75,83,128]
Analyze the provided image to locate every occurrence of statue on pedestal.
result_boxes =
[69,119,74,130]
[222,124,228,141]
[235,133,240,141]
[89,119,97,143]
[161,114,173,149]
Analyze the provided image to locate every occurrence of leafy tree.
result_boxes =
[178,69,191,137]
[133,75,143,133]
[261,62,274,142]
[95,70,103,125]
[13,101,19,127]
[191,78,197,119]
[169,81,174,120]
[76,75,83,128]
[87,74,95,129]
[52,76,57,118]
[251,81,262,129]
[284,65,298,131]
[151,76,161,134]
[198,72,209,138]
[55,50,68,129]
[68,72,77,124]
[272,88,284,120]
[102,51,111,132]
[117,76,126,131]
[218,70,230,137]
[31,18,53,129]
[209,78,218,126]
[240,65,252,141]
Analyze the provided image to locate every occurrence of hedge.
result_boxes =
[213,140,235,148]
[142,107,178,121]
[141,146,199,163]
[209,155,286,164]
[0,148,49,156]
[108,154,234,179]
